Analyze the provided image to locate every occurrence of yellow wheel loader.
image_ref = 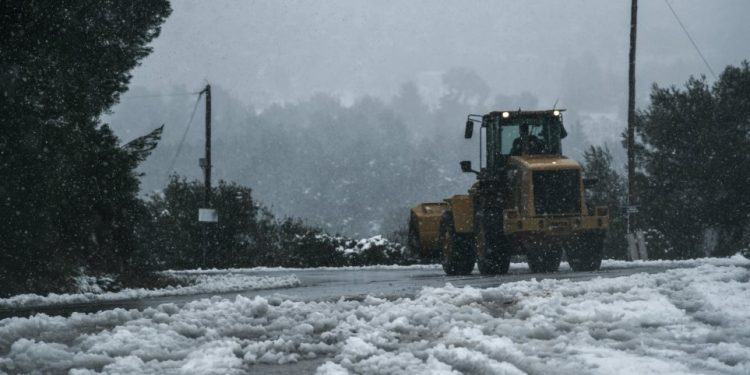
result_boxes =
[408,109,609,275]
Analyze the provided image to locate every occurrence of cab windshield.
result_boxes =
[500,117,564,156]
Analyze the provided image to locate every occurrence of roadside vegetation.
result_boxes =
[139,177,410,273]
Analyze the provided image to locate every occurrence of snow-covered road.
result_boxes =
[2,256,750,374]
[0,274,301,311]
[0,257,718,319]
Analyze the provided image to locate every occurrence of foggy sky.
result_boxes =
[116,0,749,115]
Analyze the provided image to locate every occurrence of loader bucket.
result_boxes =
[408,202,448,259]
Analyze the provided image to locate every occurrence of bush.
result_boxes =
[135,178,413,271]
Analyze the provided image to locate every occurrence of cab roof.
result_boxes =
[484,109,566,119]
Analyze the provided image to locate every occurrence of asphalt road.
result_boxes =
[0,262,693,374]
[0,262,678,320]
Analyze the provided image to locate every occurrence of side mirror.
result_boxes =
[460,160,477,174]
[583,177,598,189]
[464,120,473,139]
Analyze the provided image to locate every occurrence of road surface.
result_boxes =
[0,262,678,320]
[0,259,750,374]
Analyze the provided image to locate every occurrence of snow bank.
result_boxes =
[167,253,750,274]
[337,235,390,256]
[599,253,750,269]
[166,263,443,274]
[0,274,300,310]
[73,275,116,294]
[2,256,750,374]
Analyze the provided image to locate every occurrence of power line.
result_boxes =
[121,92,201,100]
[663,0,718,79]
[164,92,204,187]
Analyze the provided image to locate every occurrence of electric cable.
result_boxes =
[164,92,204,187]
[121,92,201,100]
[663,0,718,79]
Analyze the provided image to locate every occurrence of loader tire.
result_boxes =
[476,211,511,275]
[567,232,604,272]
[440,212,475,276]
[527,243,562,273]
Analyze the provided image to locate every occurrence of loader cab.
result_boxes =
[483,110,566,172]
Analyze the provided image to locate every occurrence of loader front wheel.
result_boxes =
[567,232,604,272]
[476,212,511,275]
[526,243,562,273]
[440,213,476,276]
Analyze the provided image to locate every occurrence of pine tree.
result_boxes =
[582,145,628,259]
[635,62,750,258]
[0,1,171,295]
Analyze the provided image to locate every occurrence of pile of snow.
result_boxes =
[331,234,406,265]
[337,235,391,256]
[274,233,409,268]
[286,233,408,267]
[593,253,750,269]
[73,275,116,294]
[2,256,750,374]
[168,263,443,274]
[0,273,300,310]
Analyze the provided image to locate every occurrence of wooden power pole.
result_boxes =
[625,0,647,260]
[627,0,637,233]
[204,84,212,208]
[198,83,214,267]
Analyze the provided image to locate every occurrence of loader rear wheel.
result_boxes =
[476,212,511,275]
[440,213,475,275]
[567,232,604,272]
[526,243,562,273]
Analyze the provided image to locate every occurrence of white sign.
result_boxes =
[198,208,218,223]
[626,230,648,261]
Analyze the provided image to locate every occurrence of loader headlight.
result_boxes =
[553,110,560,116]
[502,111,510,118]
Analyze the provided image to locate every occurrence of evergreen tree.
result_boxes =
[0,1,171,295]
[582,145,627,259]
[635,62,750,258]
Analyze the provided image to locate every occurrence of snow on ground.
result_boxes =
[338,235,390,256]
[2,256,750,374]
[595,253,750,269]
[165,253,750,274]
[73,275,117,294]
[165,263,444,274]
[0,274,300,310]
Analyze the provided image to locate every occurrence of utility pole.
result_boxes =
[198,83,214,267]
[204,84,212,208]
[626,0,647,260]
[626,0,637,234]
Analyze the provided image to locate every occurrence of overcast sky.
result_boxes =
[120,1,749,107]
